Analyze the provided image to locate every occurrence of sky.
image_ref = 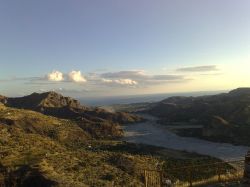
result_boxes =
[0,0,250,98]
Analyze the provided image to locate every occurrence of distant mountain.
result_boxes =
[146,88,250,145]
[228,87,250,96]
[1,91,142,125]
[148,88,250,124]
[7,91,84,110]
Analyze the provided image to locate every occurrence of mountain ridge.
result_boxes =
[146,87,250,146]
[1,91,143,125]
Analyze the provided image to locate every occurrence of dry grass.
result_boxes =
[0,106,160,186]
[0,105,236,186]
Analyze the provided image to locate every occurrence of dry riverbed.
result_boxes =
[122,114,250,161]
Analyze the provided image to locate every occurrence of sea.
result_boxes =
[79,90,227,107]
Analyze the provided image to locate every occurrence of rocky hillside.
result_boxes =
[0,104,157,187]
[0,104,90,144]
[0,104,228,187]
[1,92,142,125]
[147,88,250,145]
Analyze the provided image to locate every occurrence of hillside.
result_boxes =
[0,104,229,186]
[0,105,156,186]
[146,88,250,145]
[0,91,144,140]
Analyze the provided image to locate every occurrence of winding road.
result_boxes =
[122,114,250,161]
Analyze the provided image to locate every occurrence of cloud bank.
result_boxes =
[176,65,218,72]
[101,70,146,79]
[100,70,186,84]
[102,78,138,85]
[2,68,192,91]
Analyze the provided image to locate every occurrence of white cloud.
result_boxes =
[68,71,86,83]
[102,78,138,85]
[46,70,87,83]
[101,70,146,80]
[176,65,219,72]
[114,79,138,85]
[152,75,184,81]
[100,70,187,84]
[47,71,64,81]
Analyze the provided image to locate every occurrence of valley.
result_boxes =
[115,88,250,147]
[0,89,250,186]
[122,114,249,161]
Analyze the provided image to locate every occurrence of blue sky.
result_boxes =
[0,0,249,97]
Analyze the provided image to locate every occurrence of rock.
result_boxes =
[0,95,7,104]
[244,151,250,182]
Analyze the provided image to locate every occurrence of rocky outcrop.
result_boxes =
[244,151,250,181]
[0,95,7,104]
